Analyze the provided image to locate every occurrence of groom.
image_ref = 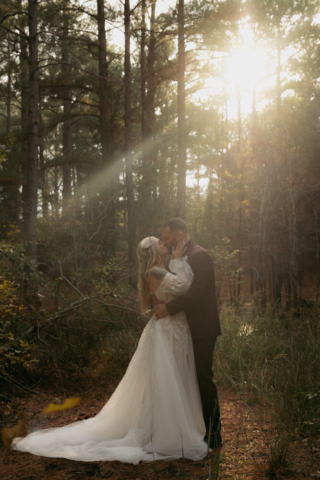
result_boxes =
[154,218,222,448]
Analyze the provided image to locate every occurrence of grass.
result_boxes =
[215,302,320,477]
[215,303,320,437]
[264,432,292,478]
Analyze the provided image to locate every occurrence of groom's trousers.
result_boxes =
[192,337,221,442]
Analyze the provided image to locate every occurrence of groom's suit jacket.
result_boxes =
[166,240,221,341]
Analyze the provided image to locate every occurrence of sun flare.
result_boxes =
[225,45,269,90]
[195,25,271,117]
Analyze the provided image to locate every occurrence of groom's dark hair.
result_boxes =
[163,218,188,234]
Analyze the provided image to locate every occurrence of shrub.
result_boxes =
[0,242,143,390]
[215,304,320,437]
[0,278,36,381]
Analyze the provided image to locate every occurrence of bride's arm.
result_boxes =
[155,259,193,295]
[148,258,194,296]
[152,259,193,318]
[166,250,216,315]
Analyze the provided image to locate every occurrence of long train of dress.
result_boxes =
[13,260,208,464]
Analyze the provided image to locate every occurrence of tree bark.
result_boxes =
[272,234,282,307]
[236,87,243,298]
[139,0,148,236]
[237,178,242,299]
[19,0,29,228]
[97,0,109,150]
[25,0,39,260]
[97,0,116,255]
[250,244,254,297]
[140,0,156,235]
[39,115,48,217]
[7,35,11,135]
[257,191,267,309]
[314,207,320,301]
[140,0,146,147]
[54,166,59,219]
[237,86,242,154]
[176,0,186,218]
[2,35,19,225]
[62,1,72,212]
[124,0,136,270]
[145,0,156,145]
[276,21,281,116]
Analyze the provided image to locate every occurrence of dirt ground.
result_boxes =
[1,383,319,480]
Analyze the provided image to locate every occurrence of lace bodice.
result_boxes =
[142,258,194,364]
[155,258,193,303]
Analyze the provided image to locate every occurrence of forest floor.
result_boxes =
[1,379,319,480]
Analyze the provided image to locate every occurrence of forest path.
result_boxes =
[0,385,317,479]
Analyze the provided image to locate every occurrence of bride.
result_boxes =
[13,237,208,464]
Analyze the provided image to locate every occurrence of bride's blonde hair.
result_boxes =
[136,236,162,313]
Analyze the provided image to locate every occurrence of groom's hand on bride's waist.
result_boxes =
[154,300,168,319]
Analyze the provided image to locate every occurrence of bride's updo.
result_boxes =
[136,236,162,313]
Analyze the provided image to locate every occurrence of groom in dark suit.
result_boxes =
[154,218,222,448]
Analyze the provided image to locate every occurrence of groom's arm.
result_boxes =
[165,250,214,316]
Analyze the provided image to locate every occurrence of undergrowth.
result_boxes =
[215,303,320,439]
[0,242,144,414]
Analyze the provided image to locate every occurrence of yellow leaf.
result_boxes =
[43,397,80,415]
[2,421,25,447]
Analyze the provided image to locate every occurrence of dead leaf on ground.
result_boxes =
[2,421,25,447]
[43,397,80,415]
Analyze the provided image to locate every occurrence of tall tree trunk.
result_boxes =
[141,0,156,235]
[237,184,242,299]
[4,36,10,221]
[176,0,186,218]
[257,191,267,309]
[150,0,158,228]
[314,207,320,301]
[140,0,146,147]
[39,143,48,218]
[139,0,148,236]
[124,0,136,270]
[7,35,11,135]
[97,0,109,163]
[272,233,282,307]
[39,115,48,217]
[273,20,282,307]
[54,166,59,219]
[72,167,76,193]
[62,1,72,212]
[276,21,281,116]
[251,85,258,155]
[250,244,254,297]
[251,28,258,152]
[25,0,39,260]
[289,165,298,303]
[237,86,242,154]
[223,79,228,154]
[3,35,19,225]
[19,1,29,227]
[236,86,242,298]
[97,0,116,255]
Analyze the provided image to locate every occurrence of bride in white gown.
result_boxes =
[13,237,208,464]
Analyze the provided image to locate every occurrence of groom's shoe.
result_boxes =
[204,434,223,450]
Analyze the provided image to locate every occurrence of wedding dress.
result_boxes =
[13,259,208,464]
